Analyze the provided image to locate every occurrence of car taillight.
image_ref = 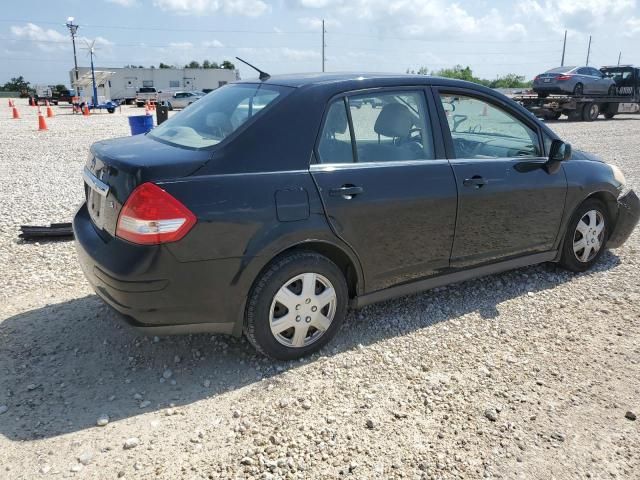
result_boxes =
[557,75,572,80]
[534,75,540,81]
[116,182,196,245]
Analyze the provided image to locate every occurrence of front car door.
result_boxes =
[433,88,567,268]
[311,88,458,292]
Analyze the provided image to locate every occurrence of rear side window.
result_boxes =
[149,83,291,149]
[317,99,354,164]
[317,90,435,164]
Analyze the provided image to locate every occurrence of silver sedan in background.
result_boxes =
[533,66,616,97]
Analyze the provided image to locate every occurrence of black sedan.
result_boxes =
[74,73,639,360]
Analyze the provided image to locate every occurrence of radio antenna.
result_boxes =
[235,57,270,81]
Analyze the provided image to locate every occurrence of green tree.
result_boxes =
[53,84,67,93]
[489,73,531,89]
[158,62,173,69]
[185,60,201,69]
[202,59,211,69]
[2,75,31,92]
[220,60,235,70]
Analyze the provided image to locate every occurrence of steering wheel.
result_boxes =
[452,114,468,132]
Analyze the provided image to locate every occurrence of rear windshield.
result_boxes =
[546,66,575,73]
[149,83,290,149]
[138,87,156,93]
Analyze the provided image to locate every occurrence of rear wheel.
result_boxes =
[559,199,609,272]
[604,112,616,119]
[245,251,348,360]
[573,83,584,96]
[582,102,599,122]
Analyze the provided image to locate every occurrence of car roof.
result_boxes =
[235,72,483,89]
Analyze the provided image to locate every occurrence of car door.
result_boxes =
[310,88,458,292]
[589,68,609,94]
[434,88,567,268]
[577,68,596,94]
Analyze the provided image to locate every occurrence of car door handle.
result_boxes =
[329,185,364,198]
[463,176,487,188]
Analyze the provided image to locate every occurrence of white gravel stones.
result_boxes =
[96,414,109,426]
[123,437,140,450]
[77,451,93,465]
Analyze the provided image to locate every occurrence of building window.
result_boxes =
[169,80,179,88]
[142,80,154,87]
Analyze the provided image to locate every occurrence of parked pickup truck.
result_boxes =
[135,87,158,107]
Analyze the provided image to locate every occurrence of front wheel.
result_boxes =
[245,251,348,360]
[559,199,609,272]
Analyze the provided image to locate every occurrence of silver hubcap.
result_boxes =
[573,209,605,262]
[269,273,337,348]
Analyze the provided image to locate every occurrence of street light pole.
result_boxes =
[65,17,79,91]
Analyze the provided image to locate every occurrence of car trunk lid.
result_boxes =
[84,134,211,237]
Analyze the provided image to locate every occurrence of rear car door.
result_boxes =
[434,88,567,268]
[311,88,458,292]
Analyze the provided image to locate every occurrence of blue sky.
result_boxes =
[1,0,639,86]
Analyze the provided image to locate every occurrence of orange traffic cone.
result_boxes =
[12,106,20,119]
[83,105,90,116]
[46,104,54,118]
[38,110,48,130]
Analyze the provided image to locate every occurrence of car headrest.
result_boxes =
[205,112,232,133]
[325,105,348,135]
[374,103,414,138]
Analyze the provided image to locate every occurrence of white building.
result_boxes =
[69,66,238,102]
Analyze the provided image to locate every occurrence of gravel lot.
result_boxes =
[0,100,638,479]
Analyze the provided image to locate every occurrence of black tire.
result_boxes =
[582,102,599,122]
[167,102,173,111]
[573,83,584,96]
[245,251,348,360]
[107,108,115,114]
[543,111,561,120]
[559,199,609,272]
[567,108,583,122]
[604,112,616,119]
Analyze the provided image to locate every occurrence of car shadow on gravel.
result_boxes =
[0,251,621,441]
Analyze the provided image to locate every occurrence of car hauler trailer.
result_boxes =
[513,65,640,121]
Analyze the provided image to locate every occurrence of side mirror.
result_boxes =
[549,139,571,161]
[546,139,571,174]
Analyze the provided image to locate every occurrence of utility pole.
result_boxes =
[321,19,325,72]
[560,30,567,67]
[585,35,591,65]
[617,51,622,65]
[65,17,79,91]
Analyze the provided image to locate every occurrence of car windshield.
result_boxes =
[149,83,291,149]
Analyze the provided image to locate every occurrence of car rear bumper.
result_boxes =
[608,190,640,248]
[533,86,569,94]
[73,203,244,335]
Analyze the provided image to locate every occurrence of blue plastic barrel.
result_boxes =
[128,115,154,135]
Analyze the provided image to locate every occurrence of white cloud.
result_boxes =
[627,16,640,35]
[202,39,224,48]
[11,22,67,50]
[153,0,269,16]
[105,0,138,6]
[298,16,341,29]
[168,41,194,48]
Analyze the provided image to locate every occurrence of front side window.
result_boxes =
[149,83,291,149]
[439,94,541,159]
[317,90,435,164]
